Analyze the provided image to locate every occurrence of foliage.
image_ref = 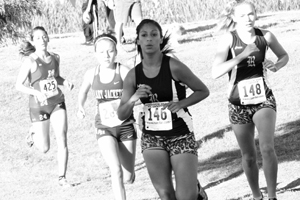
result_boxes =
[31,0,82,35]
[142,0,300,24]
[1,0,300,42]
[0,0,41,45]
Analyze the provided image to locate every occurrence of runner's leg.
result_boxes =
[253,108,277,198]
[232,123,262,198]
[119,139,137,183]
[143,149,175,200]
[97,133,126,200]
[51,104,68,178]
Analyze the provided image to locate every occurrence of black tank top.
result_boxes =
[227,28,272,105]
[135,55,193,136]
[91,63,134,128]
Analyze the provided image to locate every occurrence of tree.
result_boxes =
[0,0,41,46]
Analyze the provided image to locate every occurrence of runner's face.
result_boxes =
[95,39,116,66]
[137,23,162,54]
[32,30,49,51]
[232,3,257,31]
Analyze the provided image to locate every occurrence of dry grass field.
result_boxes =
[0,11,300,200]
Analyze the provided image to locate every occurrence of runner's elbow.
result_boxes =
[117,110,127,121]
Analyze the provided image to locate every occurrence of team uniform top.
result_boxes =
[135,55,193,136]
[227,28,272,105]
[28,53,64,108]
[92,63,134,129]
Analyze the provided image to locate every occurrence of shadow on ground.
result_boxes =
[198,119,300,191]
[185,24,216,34]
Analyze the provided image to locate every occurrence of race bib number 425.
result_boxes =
[144,102,172,131]
[39,79,58,98]
[238,77,266,105]
[98,99,123,127]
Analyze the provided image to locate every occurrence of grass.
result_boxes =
[0,10,300,200]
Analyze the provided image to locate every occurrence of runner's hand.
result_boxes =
[263,59,277,72]
[132,84,152,102]
[164,101,182,113]
[241,43,260,58]
[35,91,47,102]
[64,80,74,91]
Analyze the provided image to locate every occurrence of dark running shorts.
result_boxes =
[228,94,276,124]
[96,123,137,142]
[141,132,198,157]
[30,102,66,122]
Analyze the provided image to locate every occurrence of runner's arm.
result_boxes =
[84,0,93,13]
[212,33,254,79]
[264,30,289,71]
[15,57,40,96]
[119,63,131,81]
[170,58,209,111]
[53,55,74,90]
[117,69,151,120]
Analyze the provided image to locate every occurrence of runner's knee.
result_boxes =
[260,143,276,158]
[242,154,257,166]
[156,189,175,200]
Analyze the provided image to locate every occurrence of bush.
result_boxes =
[0,0,41,45]
[1,0,300,44]
[31,0,82,35]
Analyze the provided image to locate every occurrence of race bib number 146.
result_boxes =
[144,102,172,131]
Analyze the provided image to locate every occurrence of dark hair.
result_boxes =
[93,29,117,52]
[217,0,255,31]
[135,19,173,60]
[19,26,48,57]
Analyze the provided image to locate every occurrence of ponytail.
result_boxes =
[217,0,255,32]
[217,0,239,31]
[19,40,35,58]
[19,26,49,58]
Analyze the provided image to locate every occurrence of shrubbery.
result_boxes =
[1,0,300,45]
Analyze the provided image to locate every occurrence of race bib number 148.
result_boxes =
[238,77,266,105]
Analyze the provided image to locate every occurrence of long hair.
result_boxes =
[19,26,48,57]
[217,0,256,32]
[135,19,173,60]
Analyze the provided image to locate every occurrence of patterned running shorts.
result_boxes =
[228,94,277,124]
[141,132,198,157]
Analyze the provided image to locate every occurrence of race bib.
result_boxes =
[238,77,266,105]
[39,79,58,98]
[98,99,123,127]
[144,102,172,131]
